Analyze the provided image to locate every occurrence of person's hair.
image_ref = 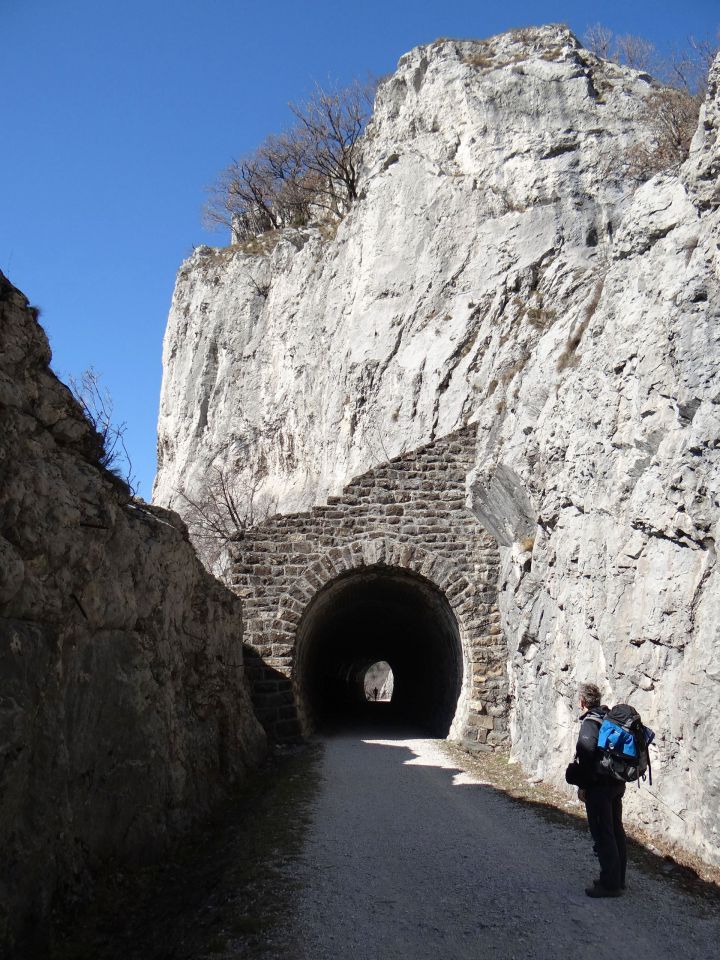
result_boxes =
[578,683,602,709]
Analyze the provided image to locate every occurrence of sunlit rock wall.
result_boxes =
[470,54,720,866]
[154,26,656,514]
[155,27,720,866]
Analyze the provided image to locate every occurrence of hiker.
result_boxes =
[373,686,379,701]
[575,682,627,898]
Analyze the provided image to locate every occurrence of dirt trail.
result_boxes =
[290,731,720,960]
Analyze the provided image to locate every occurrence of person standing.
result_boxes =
[576,682,627,898]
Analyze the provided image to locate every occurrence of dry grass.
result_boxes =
[512,295,557,330]
[499,351,530,385]
[465,52,496,69]
[556,276,606,372]
[235,230,285,257]
[509,27,538,44]
[539,47,566,62]
[318,219,340,242]
[526,306,556,329]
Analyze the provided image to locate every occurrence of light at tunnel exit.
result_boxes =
[364,661,394,701]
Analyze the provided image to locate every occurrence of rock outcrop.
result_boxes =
[473,50,720,869]
[154,27,720,867]
[154,25,657,513]
[0,274,265,954]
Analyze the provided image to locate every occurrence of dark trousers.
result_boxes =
[584,780,627,890]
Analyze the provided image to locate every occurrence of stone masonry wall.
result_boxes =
[230,425,506,744]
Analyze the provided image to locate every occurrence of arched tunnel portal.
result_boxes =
[294,566,464,737]
[233,426,510,747]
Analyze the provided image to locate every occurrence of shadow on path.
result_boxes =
[291,730,720,960]
[45,729,720,960]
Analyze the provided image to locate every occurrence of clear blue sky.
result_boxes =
[2,1,718,498]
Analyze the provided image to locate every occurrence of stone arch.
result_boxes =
[233,425,507,746]
[279,538,477,738]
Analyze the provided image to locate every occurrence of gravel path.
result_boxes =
[292,731,720,960]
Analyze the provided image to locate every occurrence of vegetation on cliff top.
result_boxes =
[584,23,718,178]
[204,79,375,243]
[205,25,718,246]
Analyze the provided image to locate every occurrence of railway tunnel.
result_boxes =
[234,426,509,747]
[293,567,464,736]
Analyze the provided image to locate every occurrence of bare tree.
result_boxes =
[358,408,408,468]
[179,461,278,581]
[205,156,282,236]
[614,33,657,72]
[205,78,376,242]
[628,88,702,177]
[289,79,375,214]
[69,367,137,494]
[584,23,718,93]
[584,23,614,60]
[665,34,720,94]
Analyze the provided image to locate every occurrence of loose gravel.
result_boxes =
[291,730,720,960]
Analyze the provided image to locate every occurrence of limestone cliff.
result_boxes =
[0,275,266,954]
[155,26,656,513]
[155,27,720,867]
[472,52,720,869]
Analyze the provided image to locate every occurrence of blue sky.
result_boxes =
[2,1,718,498]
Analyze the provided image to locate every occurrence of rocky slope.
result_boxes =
[0,275,266,955]
[154,27,720,867]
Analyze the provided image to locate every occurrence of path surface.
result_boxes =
[290,731,720,960]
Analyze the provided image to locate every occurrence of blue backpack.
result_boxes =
[597,704,655,786]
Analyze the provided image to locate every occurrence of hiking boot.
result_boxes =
[585,882,623,898]
[594,876,626,890]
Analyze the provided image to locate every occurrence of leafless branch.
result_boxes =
[625,87,703,179]
[583,23,719,96]
[584,23,614,60]
[205,77,376,242]
[178,459,278,582]
[614,33,657,72]
[584,24,719,179]
[359,408,407,468]
[69,367,138,494]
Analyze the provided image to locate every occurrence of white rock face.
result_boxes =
[473,54,720,868]
[155,26,655,513]
[155,28,720,865]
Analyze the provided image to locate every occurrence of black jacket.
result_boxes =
[576,706,609,783]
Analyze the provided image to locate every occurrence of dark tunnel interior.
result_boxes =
[294,567,463,737]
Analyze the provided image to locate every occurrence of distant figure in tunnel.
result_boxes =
[572,682,626,898]
[373,686,379,701]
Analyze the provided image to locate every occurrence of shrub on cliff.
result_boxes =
[585,24,719,178]
[179,459,278,581]
[205,79,375,242]
[69,366,137,494]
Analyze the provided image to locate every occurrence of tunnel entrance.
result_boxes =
[294,566,464,737]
